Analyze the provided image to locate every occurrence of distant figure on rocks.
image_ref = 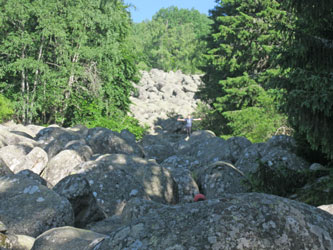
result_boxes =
[194,193,206,202]
[177,115,202,138]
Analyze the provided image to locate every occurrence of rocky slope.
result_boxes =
[0,120,333,249]
[0,70,333,249]
[130,69,203,133]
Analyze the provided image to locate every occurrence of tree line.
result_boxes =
[1,0,333,161]
[0,0,145,137]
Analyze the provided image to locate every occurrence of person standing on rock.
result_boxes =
[177,115,202,138]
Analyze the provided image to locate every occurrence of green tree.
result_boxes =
[0,0,141,134]
[0,94,13,122]
[275,0,333,158]
[199,0,288,142]
[131,6,212,74]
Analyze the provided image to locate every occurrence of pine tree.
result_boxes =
[276,0,333,158]
[199,0,288,142]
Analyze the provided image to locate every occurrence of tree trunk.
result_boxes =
[21,45,27,124]
[30,38,44,124]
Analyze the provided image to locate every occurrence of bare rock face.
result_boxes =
[0,174,74,237]
[31,226,107,250]
[99,193,333,250]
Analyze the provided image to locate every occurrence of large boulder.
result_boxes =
[24,147,48,174]
[0,144,32,173]
[0,174,74,237]
[318,204,333,215]
[196,161,249,198]
[260,147,309,172]
[100,193,333,250]
[75,157,150,216]
[0,125,39,148]
[263,135,297,154]
[35,125,83,158]
[0,233,35,250]
[0,158,13,177]
[63,139,93,161]
[235,143,267,174]
[2,120,43,138]
[16,169,47,186]
[86,127,144,157]
[85,215,124,235]
[41,149,85,187]
[139,134,178,163]
[75,154,178,215]
[226,136,252,163]
[178,132,233,166]
[31,226,108,250]
[161,155,200,203]
[53,174,105,228]
[96,154,178,204]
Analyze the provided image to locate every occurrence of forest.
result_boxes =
[0,0,333,164]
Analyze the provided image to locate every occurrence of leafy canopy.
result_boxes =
[0,0,146,138]
[131,6,212,74]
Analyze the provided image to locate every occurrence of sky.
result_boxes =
[125,0,218,23]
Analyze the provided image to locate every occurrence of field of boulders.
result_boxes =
[1,119,333,249]
[1,69,333,249]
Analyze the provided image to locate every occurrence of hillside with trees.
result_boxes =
[1,0,333,162]
[0,0,145,137]
[197,0,289,143]
[131,6,212,74]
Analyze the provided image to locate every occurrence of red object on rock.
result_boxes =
[194,193,206,202]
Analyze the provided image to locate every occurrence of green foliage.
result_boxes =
[0,0,138,128]
[84,113,147,140]
[245,160,333,206]
[67,95,147,139]
[131,6,212,74]
[245,161,310,197]
[293,174,333,206]
[199,0,288,142]
[0,94,14,123]
[192,102,230,136]
[274,0,333,159]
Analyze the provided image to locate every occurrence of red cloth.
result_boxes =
[194,193,206,202]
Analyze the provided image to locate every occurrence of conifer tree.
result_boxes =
[277,0,333,158]
[199,0,288,141]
